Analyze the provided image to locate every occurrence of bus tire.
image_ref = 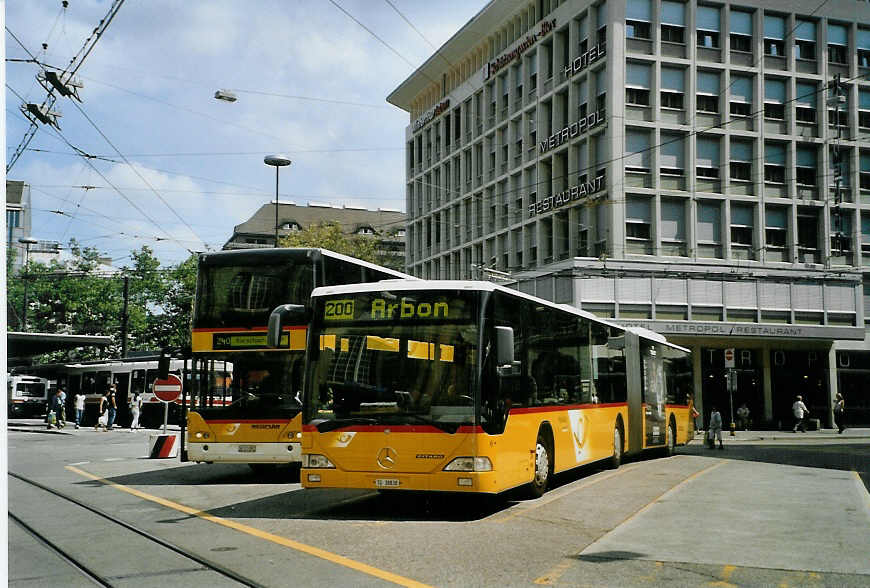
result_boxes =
[528,431,552,499]
[609,424,623,469]
[666,420,676,457]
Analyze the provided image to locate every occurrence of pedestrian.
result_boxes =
[792,395,810,433]
[688,392,700,436]
[57,387,67,428]
[736,403,750,431]
[96,389,110,431]
[129,393,142,430]
[74,390,86,429]
[708,406,724,450]
[47,390,63,430]
[833,393,846,434]
[105,385,118,431]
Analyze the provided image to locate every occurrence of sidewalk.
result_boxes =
[692,427,870,442]
[7,418,181,435]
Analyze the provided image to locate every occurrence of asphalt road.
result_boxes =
[7,423,870,587]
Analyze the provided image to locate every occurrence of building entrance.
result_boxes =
[835,351,870,426]
[700,348,762,430]
[770,349,828,430]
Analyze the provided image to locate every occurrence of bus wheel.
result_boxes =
[528,432,551,498]
[666,421,676,457]
[609,425,623,469]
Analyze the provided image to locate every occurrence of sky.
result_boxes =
[6,0,487,267]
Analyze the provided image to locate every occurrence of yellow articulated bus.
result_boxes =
[184,248,412,474]
[277,280,692,496]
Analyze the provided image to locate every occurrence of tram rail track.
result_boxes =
[8,471,263,587]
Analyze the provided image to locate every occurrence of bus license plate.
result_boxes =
[238,445,256,453]
[375,478,400,488]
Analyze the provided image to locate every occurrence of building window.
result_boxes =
[764,78,786,120]
[861,152,870,190]
[797,209,819,252]
[660,133,685,177]
[765,207,787,248]
[697,71,719,113]
[730,205,754,246]
[696,5,720,48]
[596,68,607,112]
[660,199,686,249]
[860,90,870,128]
[626,20,651,40]
[828,23,848,65]
[626,0,651,39]
[828,84,849,128]
[730,75,752,117]
[794,20,817,60]
[626,196,652,241]
[660,67,684,110]
[696,136,720,179]
[626,62,651,106]
[730,140,752,182]
[829,147,851,189]
[661,1,685,44]
[730,10,753,52]
[764,142,786,184]
[625,129,651,174]
[764,14,785,56]
[795,145,817,186]
[830,211,852,253]
[795,82,817,123]
[697,201,722,247]
[859,28,870,67]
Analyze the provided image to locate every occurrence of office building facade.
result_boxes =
[389,0,870,426]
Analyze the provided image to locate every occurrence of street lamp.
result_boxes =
[264,155,292,248]
[18,237,38,330]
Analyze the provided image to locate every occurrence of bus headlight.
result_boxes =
[194,432,210,439]
[443,457,492,472]
[302,454,335,469]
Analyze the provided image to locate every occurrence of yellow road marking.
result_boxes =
[721,565,736,581]
[533,559,573,585]
[66,465,431,588]
[493,462,642,523]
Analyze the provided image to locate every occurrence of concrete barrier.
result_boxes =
[147,433,179,458]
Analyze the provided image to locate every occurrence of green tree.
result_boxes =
[6,241,198,361]
[279,222,404,271]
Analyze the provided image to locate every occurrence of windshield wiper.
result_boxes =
[392,413,461,434]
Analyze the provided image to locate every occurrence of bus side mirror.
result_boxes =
[267,304,307,348]
[157,355,170,380]
[495,326,515,367]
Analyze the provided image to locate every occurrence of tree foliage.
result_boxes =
[278,222,404,272]
[6,241,197,362]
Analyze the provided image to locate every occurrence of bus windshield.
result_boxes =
[15,382,46,398]
[196,352,303,418]
[306,290,479,432]
[194,256,313,329]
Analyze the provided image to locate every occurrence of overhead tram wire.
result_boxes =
[9,36,209,251]
[6,1,125,172]
[66,98,209,251]
[7,84,195,255]
[6,34,208,251]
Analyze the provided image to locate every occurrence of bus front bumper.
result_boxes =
[188,442,301,464]
[300,468,503,493]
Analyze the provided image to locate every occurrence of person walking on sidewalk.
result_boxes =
[129,393,142,430]
[736,403,750,431]
[105,385,118,430]
[708,406,724,450]
[834,393,846,434]
[792,395,810,433]
[74,391,86,429]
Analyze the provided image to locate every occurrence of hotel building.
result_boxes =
[388,0,870,427]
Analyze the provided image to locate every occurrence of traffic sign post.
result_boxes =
[152,374,182,434]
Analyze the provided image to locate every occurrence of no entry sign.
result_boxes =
[152,374,182,403]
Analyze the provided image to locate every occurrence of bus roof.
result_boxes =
[198,247,414,280]
[310,280,689,353]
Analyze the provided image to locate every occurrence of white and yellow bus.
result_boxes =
[279,280,692,497]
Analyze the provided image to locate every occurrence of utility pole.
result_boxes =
[121,275,129,358]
